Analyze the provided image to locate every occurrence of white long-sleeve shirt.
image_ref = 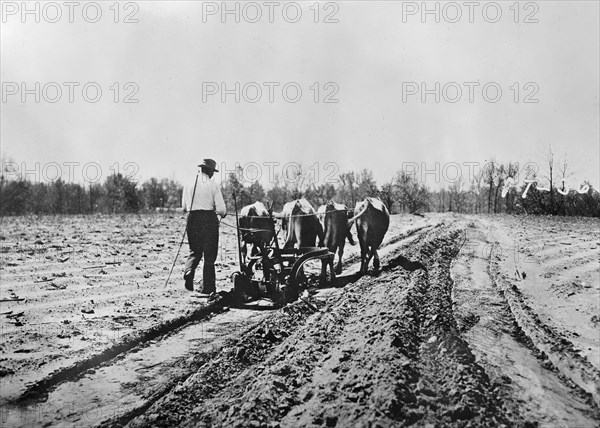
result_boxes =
[182,172,227,216]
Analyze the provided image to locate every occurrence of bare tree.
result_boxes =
[435,188,447,212]
[394,170,429,214]
[484,160,496,213]
[503,162,519,213]
[470,168,484,214]
[449,178,467,213]
[558,154,568,215]
[493,163,505,213]
[337,171,357,207]
[356,169,378,200]
[544,146,556,214]
[379,181,395,213]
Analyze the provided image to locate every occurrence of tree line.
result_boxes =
[428,153,599,217]
[1,154,598,217]
[215,162,599,218]
[0,173,182,215]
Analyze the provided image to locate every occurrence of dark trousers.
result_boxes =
[184,211,219,292]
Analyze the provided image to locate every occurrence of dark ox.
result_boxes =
[239,202,275,261]
[317,201,355,274]
[348,197,390,274]
[275,199,324,249]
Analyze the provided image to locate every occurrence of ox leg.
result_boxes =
[364,246,375,274]
[336,246,343,274]
[373,249,380,271]
[319,258,334,285]
[359,240,368,275]
[241,242,248,265]
[320,258,328,281]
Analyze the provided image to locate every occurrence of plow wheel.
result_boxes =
[289,249,336,298]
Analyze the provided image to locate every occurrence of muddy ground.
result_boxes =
[0,213,598,427]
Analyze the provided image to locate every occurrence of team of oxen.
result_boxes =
[238,197,390,276]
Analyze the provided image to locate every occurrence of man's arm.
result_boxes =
[214,185,227,218]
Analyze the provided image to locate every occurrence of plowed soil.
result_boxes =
[1,213,598,427]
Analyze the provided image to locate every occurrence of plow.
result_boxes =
[230,194,336,308]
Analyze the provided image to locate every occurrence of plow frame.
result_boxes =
[231,194,336,307]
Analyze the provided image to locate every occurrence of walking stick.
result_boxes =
[232,190,244,272]
[164,172,199,289]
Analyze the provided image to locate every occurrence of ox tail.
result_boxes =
[347,202,369,227]
[346,226,356,246]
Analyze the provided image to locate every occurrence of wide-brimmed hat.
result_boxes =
[198,158,219,172]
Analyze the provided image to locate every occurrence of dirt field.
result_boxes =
[0,213,598,427]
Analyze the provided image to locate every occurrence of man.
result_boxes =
[182,158,226,294]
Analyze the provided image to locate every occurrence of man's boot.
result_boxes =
[183,271,194,291]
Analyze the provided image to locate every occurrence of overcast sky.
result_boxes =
[1,1,598,191]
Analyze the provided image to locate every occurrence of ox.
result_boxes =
[275,199,324,249]
[348,197,390,274]
[317,201,355,274]
[239,202,275,262]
